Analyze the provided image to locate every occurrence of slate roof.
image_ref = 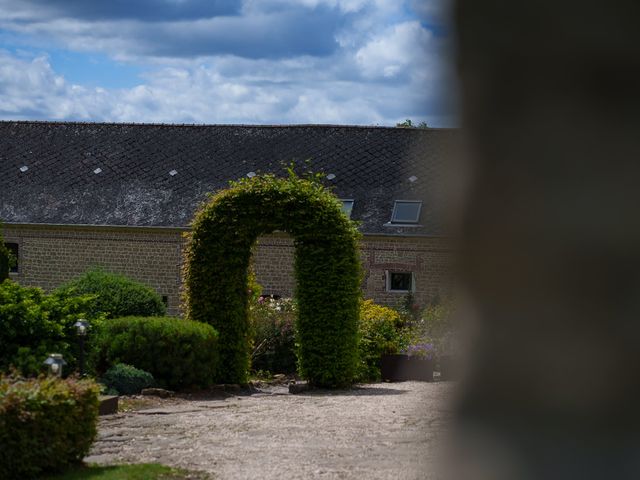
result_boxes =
[0,121,455,236]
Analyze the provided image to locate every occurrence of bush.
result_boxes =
[184,171,361,387]
[355,299,409,382]
[0,280,101,375]
[0,374,100,478]
[101,363,155,395]
[57,268,166,319]
[92,316,219,390]
[250,298,297,374]
[0,224,10,281]
[407,300,455,358]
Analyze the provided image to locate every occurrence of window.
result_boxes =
[386,271,414,292]
[340,199,354,218]
[390,200,422,224]
[4,243,18,273]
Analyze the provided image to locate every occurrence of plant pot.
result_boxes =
[439,355,455,381]
[380,354,434,382]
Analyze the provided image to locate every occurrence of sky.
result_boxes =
[0,0,456,127]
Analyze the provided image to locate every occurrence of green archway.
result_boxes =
[183,173,361,387]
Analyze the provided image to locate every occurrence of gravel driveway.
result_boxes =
[86,382,452,479]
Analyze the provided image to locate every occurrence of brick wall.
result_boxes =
[2,224,453,315]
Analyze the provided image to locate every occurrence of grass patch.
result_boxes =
[43,463,209,479]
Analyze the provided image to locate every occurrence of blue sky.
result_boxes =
[0,0,455,126]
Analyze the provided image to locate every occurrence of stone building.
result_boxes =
[0,121,455,315]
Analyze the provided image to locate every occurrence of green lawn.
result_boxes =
[43,463,209,479]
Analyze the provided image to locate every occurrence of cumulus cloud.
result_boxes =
[0,0,457,126]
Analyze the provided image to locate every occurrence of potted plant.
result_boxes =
[380,343,435,382]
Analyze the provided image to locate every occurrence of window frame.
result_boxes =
[390,200,422,224]
[4,242,19,274]
[385,270,415,293]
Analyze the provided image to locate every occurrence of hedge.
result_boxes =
[0,374,100,479]
[91,316,219,390]
[183,172,362,387]
[56,268,166,319]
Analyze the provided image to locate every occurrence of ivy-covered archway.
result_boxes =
[183,173,361,387]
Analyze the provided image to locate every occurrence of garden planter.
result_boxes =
[438,355,456,381]
[380,354,434,382]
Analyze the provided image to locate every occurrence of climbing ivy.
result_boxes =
[183,172,361,387]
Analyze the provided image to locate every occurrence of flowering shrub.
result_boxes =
[406,299,456,361]
[402,342,435,360]
[250,297,297,374]
[355,299,410,382]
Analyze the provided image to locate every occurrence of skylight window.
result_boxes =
[169,169,178,176]
[340,199,354,218]
[93,167,102,174]
[19,165,28,173]
[390,200,422,224]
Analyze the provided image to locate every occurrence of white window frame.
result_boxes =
[385,270,415,293]
[390,200,422,224]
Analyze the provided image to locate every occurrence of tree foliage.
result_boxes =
[183,172,362,387]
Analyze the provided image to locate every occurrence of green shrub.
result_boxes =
[0,280,102,375]
[184,171,361,387]
[57,268,166,319]
[250,298,297,374]
[101,363,155,395]
[92,316,219,390]
[407,299,455,358]
[0,374,100,479]
[0,224,10,281]
[355,299,409,382]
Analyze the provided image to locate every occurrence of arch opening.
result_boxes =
[183,173,361,387]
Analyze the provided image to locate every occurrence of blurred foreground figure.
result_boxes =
[450,1,640,478]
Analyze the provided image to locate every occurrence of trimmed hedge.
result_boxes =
[0,280,100,375]
[184,172,361,387]
[92,316,219,390]
[57,268,166,319]
[356,299,409,382]
[0,374,100,479]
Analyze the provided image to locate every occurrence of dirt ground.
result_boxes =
[86,381,453,479]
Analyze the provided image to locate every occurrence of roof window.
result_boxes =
[340,199,354,218]
[390,200,422,224]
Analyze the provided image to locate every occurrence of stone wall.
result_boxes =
[2,224,453,315]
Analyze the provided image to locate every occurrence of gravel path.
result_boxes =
[86,382,452,479]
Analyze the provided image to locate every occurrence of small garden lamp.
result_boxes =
[44,353,66,377]
[74,319,89,336]
[73,319,89,376]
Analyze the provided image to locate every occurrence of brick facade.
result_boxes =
[3,224,453,315]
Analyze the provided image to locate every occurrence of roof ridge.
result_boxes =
[0,120,457,131]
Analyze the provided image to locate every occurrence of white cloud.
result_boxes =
[0,0,457,126]
[355,21,431,79]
